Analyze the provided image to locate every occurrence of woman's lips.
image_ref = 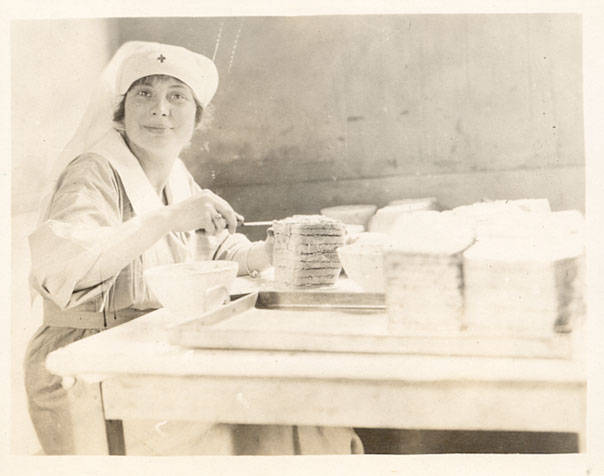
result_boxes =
[144,125,172,134]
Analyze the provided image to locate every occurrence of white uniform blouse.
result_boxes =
[28,128,264,314]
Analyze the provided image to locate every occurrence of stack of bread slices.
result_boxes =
[272,215,346,288]
[383,212,476,332]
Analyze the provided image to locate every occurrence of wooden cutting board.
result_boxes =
[168,292,575,359]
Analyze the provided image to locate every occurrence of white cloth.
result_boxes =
[118,43,218,106]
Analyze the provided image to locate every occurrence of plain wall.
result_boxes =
[10,18,119,454]
[117,14,584,240]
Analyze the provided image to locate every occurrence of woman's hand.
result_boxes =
[167,190,243,235]
[244,229,274,277]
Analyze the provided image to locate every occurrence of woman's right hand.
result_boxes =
[167,190,243,235]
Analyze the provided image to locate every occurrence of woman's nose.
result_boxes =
[151,97,169,116]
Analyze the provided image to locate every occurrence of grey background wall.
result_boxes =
[117,14,584,240]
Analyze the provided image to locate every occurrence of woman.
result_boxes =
[24,41,363,455]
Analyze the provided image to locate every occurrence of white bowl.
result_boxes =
[320,204,378,229]
[144,260,238,317]
[337,239,389,292]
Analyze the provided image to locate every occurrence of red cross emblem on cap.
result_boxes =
[157,54,166,63]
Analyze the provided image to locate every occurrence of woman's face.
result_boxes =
[123,75,197,156]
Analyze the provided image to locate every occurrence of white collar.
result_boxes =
[88,129,191,215]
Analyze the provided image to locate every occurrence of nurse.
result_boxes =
[24,41,363,455]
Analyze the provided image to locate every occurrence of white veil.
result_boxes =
[41,41,159,216]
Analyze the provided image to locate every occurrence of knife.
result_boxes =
[240,220,273,227]
[234,215,273,227]
[208,216,273,230]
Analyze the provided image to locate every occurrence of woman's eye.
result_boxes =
[170,93,188,102]
[136,89,152,97]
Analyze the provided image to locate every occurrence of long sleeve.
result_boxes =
[209,231,271,276]
[187,226,271,277]
[29,153,128,310]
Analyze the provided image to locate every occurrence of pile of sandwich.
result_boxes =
[383,212,475,332]
[271,215,346,288]
[267,199,585,337]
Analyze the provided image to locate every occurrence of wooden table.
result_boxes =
[45,298,586,455]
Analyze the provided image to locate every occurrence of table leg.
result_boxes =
[577,425,586,453]
[577,389,587,454]
[65,378,125,455]
[105,419,126,455]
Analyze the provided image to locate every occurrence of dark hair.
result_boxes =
[113,74,204,126]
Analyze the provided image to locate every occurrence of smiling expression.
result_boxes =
[123,75,197,156]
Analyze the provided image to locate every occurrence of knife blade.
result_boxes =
[209,216,272,230]
[240,220,273,227]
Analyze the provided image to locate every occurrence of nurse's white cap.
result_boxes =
[117,43,219,108]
